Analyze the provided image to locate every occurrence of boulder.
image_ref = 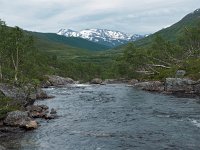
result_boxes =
[25,120,38,130]
[134,81,164,92]
[36,88,49,99]
[26,105,49,118]
[0,84,36,106]
[91,78,103,84]
[0,84,26,101]
[3,110,38,130]
[175,70,186,78]
[45,75,74,86]
[3,111,30,127]
[41,80,51,88]
[193,80,200,95]
[129,79,139,85]
[165,78,196,93]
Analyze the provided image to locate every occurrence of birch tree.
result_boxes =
[8,27,26,82]
[0,20,7,81]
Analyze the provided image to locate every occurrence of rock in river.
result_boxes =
[26,105,49,118]
[50,108,57,114]
[44,75,74,86]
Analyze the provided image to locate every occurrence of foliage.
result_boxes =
[116,22,200,80]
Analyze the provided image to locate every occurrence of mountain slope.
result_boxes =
[29,31,110,51]
[58,28,146,47]
[133,8,200,47]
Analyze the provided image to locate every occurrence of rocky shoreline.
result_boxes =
[89,77,200,98]
[132,78,200,98]
[0,75,77,135]
[45,75,200,98]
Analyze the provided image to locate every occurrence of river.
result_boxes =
[1,84,200,150]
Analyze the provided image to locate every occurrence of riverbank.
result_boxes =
[132,78,200,98]
[0,82,58,134]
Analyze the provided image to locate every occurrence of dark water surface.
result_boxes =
[1,84,200,150]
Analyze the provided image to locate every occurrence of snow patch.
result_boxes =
[57,28,147,47]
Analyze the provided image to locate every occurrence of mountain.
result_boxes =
[29,31,110,51]
[57,28,146,47]
[133,8,200,47]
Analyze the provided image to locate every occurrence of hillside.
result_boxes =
[28,31,110,51]
[132,8,200,47]
[112,9,200,80]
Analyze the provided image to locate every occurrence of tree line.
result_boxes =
[116,22,200,80]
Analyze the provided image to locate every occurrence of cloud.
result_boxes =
[0,0,199,34]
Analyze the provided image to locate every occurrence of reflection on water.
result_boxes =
[1,84,200,150]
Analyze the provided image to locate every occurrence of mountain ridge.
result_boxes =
[58,28,147,47]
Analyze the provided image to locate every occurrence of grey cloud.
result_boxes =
[0,0,199,34]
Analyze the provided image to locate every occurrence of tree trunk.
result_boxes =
[12,53,18,82]
[14,70,18,81]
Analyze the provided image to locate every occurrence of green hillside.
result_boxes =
[29,31,110,51]
[22,31,112,63]
[112,9,200,80]
[133,8,200,47]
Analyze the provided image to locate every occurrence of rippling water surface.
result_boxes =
[1,84,200,150]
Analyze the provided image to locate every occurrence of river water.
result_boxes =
[1,84,200,150]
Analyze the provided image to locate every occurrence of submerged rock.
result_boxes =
[44,114,58,120]
[50,108,57,114]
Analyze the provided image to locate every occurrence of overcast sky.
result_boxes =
[0,0,199,34]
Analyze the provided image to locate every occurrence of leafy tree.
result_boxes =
[6,27,36,82]
[180,22,200,57]
[0,20,7,81]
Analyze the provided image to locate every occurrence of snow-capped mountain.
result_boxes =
[57,29,147,47]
